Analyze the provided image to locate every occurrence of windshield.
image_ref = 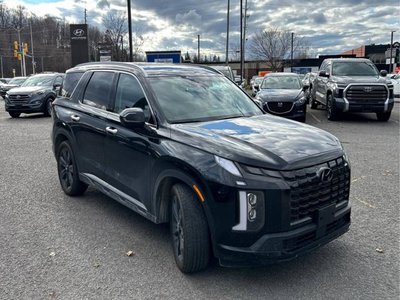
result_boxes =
[332,62,379,76]
[9,78,26,85]
[254,77,263,85]
[261,76,301,89]
[21,75,54,87]
[149,76,262,123]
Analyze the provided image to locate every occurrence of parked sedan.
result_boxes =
[256,73,307,122]
[0,77,28,98]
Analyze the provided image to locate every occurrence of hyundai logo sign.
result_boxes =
[73,29,85,37]
[364,87,373,93]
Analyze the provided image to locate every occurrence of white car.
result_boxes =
[390,73,400,98]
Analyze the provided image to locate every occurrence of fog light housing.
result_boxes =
[247,193,257,206]
[232,191,265,231]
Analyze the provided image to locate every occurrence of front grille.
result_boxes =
[281,157,350,223]
[8,94,30,104]
[265,102,294,114]
[345,85,388,104]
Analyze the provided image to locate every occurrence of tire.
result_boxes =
[376,111,391,122]
[326,94,340,121]
[43,98,54,117]
[9,112,21,118]
[170,183,210,273]
[56,141,87,196]
[297,115,306,123]
[310,99,318,109]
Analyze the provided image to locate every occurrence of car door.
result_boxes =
[104,72,156,211]
[315,62,328,104]
[70,70,117,181]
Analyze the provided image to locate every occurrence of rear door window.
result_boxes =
[83,71,115,110]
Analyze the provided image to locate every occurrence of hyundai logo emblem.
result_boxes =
[73,29,85,37]
[317,167,333,183]
[277,102,283,107]
[16,95,21,99]
[364,87,373,93]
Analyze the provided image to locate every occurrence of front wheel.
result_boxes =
[376,111,391,121]
[327,94,340,121]
[170,183,210,273]
[56,141,87,196]
[9,112,21,118]
[44,98,54,117]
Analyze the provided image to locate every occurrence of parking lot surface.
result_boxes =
[0,102,399,299]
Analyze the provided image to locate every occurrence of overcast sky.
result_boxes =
[3,0,400,59]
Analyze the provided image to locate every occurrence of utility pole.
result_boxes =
[30,21,35,74]
[240,0,243,82]
[0,55,3,78]
[21,43,26,77]
[84,8,87,24]
[127,0,133,62]
[17,28,23,76]
[291,32,294,72]
[390,31,395,73]
[197,34,200,63]
[225,0,230,65]
[243,0,248,82]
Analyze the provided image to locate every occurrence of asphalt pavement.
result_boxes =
[0,101,399,300]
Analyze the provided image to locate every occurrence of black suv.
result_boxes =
[5,73,64,118]
[311,58,394,121]
[52,62,351,273]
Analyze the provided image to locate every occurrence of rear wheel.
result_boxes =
[376,111,391,121]
[170,183,210,273]
[327,94,340,121]
[56,141,87,196]
[9,112,21,118]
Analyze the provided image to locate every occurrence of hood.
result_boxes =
[7,86,49,94]
[331,75,390,84]
[1,83,20,90]
[258,89,303,102]
[171,115,343,170]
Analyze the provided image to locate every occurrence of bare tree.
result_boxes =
[102,10,127,61]
[249,27,309,71]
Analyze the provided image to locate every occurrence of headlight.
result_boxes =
[35,91,44,95]
[295,96,306,105]
[214,156,242,177]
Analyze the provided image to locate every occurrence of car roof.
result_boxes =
[70,62,222,77]
[265,72,301,77]
[324,58,372,63]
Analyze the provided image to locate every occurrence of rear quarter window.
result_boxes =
[60,72,84,97]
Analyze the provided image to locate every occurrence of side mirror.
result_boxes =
[302,85,309,91]
[53,83,61,90]
[380,70,388,77]
[319,70,329,77]
[120,108,145,128]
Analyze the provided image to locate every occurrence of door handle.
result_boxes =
[106,127,118,135]
[71,115,80,122]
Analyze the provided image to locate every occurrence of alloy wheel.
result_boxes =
[171,195,184,261]
[59,147,74,191]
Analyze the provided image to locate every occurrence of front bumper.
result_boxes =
[334,97,394,113]
[5,99,45,114]
[217,203,350,267]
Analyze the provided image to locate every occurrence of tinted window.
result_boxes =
[83,72,114,110]
[332,62,379,76]
[149,76,262,123]
[61,72,84,97]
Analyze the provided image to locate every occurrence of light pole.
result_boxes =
[291,32,294,72]
[225,0,230,65]
[390,31,395,73]
[240,0,243,82]
[127,0,133,62]
[198,34,200,63]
